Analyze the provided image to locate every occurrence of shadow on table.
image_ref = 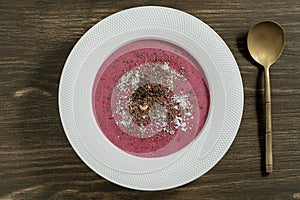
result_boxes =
[236,32,268,176]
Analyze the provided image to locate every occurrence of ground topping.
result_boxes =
[111,62,196,138]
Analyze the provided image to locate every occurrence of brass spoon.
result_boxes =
[247,21,285,173]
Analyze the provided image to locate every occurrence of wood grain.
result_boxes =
[1,0,299,199]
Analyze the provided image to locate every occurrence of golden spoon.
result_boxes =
[247,21,285,173]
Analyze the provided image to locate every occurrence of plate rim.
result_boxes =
[59,6,244,191]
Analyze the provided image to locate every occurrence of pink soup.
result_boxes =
[92,40,210,158]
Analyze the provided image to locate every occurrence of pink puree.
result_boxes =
[92,40,210,157]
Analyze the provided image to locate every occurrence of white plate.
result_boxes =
[59,6,243,191]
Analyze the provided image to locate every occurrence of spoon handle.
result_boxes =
[264,68,273,173]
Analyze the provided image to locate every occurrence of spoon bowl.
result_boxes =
[248,21,285,68]
[247,21,285,173]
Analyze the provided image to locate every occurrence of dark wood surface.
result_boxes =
[1,0,299,199]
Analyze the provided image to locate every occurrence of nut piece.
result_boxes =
[139,104,148,111]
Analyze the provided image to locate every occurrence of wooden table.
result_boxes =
[1,1,299,199]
